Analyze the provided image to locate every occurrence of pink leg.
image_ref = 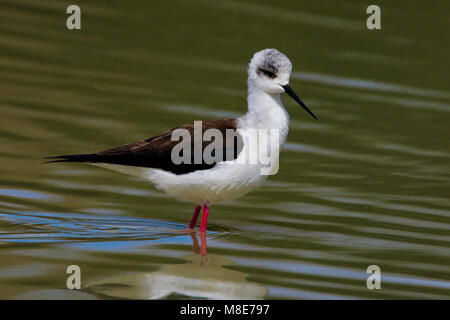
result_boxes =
[199,202,210,233]
[189,205,202,229]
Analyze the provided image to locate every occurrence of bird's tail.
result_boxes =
[42,153,98,164]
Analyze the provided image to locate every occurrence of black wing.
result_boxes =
[45,119,243,175]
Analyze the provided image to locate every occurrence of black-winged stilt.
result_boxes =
[45,49,317,254]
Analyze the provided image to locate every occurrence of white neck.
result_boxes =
[238,87,290,144]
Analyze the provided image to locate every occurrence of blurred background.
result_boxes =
[0,0,449,299]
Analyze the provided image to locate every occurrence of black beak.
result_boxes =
[281,84,318,120]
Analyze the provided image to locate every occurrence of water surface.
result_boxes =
[0,0,449,299]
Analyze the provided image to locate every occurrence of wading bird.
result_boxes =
[46,49,317,252]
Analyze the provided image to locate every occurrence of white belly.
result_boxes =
[96,160,267,204]
[95,138,273,204]
[148,161,268,204]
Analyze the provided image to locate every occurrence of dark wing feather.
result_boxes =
[45,119,242,175]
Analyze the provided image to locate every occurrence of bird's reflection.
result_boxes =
[191,231,208,259]
[86,233,268,299]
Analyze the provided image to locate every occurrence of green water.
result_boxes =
[0,0,449,299]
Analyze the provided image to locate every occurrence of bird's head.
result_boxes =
[247,48,317,120]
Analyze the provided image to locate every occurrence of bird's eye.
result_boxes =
[257,68,276,79]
